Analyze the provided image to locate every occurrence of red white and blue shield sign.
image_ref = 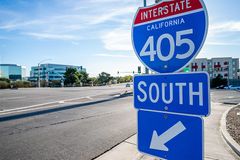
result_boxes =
[132,0,208,73]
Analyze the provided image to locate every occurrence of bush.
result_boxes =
[22,81,31,88]
[0,81,10,89]
[0,78,10,83]
[50,80,62,87]
[11,81,31,88]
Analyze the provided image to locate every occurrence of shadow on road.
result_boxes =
[0,92,133,122]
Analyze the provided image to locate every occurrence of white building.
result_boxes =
[187,57,239,79]
[30,63,86,82]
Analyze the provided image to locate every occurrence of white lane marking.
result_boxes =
[0,104,60,116]
[58,101,65,104]
[0,89,127,115]
[0,96,93,114]
[113,94,121,97]
[84,96,93,100]
[0,96,26,100]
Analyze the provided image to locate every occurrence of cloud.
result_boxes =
[206,41,240,46]
[101,27,133,51]
[206,21,240,47]
[95,53,133,58]
[209,21,240,33]
[0,0,141,49]
[208,21,240,37]
[23,32,80,40]
[0,20,45,30]
[90,6,136,25]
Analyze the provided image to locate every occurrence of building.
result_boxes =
[21,66,27,80]
[30,63,86,82]
[0,64,26,80]
[187,57,239,79]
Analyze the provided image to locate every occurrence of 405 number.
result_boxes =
[140,29,195,61]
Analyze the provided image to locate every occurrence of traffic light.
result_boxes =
[138,66,141,74]
[145,67,149,74]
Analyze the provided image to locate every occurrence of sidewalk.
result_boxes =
[96,103,240,160]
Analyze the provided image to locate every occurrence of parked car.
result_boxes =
[126,83,131,87]
[216,85,225,89]
[224,85,240,90]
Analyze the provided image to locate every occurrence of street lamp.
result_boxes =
[37,59,51,88]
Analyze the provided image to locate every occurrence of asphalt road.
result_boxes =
[0,88,239,160]
[0,96,136,160]
[0,84,130,111]
[211,89,240,104]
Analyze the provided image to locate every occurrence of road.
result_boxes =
[211,89,240,104]
[0,84,130,111]
[0,95,136,160]
[0,88,239,160]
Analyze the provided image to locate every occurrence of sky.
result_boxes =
[0,0,240,77]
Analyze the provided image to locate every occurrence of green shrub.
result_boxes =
[22,81,31,88]
[11,81,31,88]
[50,80,62,87]
[0,78,10,83]
[0,81,10,89]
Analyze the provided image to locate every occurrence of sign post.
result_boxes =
[132,0,209,159]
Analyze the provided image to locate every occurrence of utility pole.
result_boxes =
[38,63,40,88]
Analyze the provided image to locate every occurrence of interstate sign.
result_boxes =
[132,0,208,73]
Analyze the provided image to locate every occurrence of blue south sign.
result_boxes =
[134,72,210,116]
[132,0,208,73]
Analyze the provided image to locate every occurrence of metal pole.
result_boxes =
[228,65,230,87]
[143,0,146,7]
[38,63,40,88]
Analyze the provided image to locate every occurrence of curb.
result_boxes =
[223,102,239,105]
[220,104,240,157]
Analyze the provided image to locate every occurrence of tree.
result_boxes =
[79,71,89,85]
[64,68,80,87]
[0,78,10,83]
[88,77,97,86]
[97,72,113,85]
[117,75,133,83]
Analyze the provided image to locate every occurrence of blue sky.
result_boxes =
[0,0,240,77]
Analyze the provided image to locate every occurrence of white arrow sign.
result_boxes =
[150,121,186,151]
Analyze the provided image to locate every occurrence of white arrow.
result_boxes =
[150,121,186,151]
